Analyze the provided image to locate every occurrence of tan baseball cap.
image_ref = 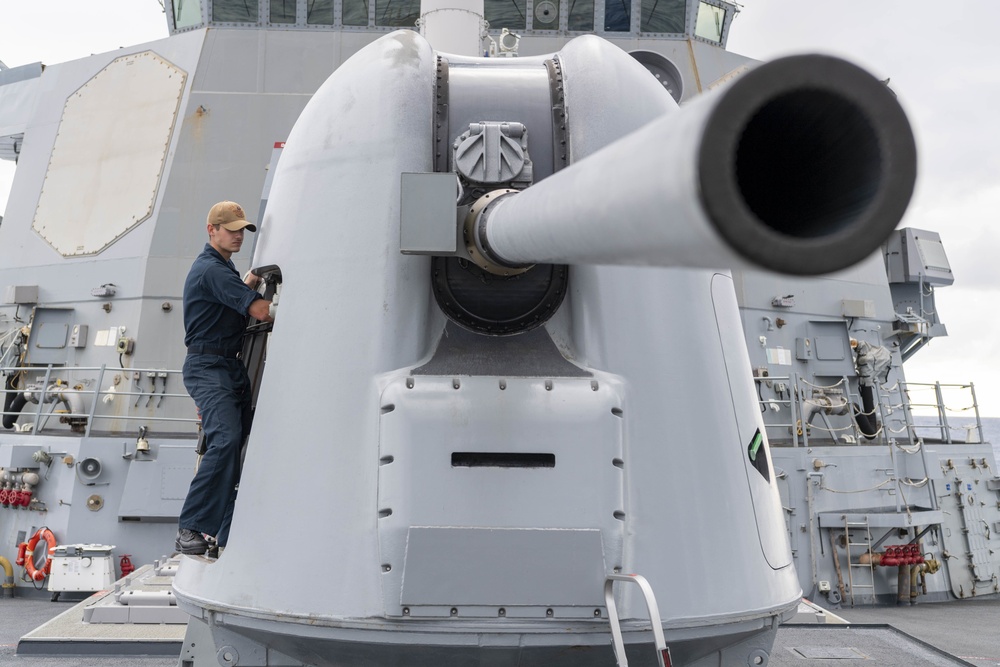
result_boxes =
[207,201,257,232]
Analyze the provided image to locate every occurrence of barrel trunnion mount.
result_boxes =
[172,30,916,667]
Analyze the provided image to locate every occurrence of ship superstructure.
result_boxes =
[0,2,995,666]
[738,229,998,607]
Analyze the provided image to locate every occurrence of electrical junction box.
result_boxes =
[841,299,875,319]
[48,544,116,592]
[3,285,38,304]
[116,336,134,354]
[70,324,88,348]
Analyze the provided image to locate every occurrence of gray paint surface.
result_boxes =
[2,2,989,666]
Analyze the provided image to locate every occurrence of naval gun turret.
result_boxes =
[172,30,915,667]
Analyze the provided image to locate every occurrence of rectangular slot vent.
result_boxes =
[451,452,555,468]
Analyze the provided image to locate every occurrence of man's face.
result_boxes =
[209,224,245,255]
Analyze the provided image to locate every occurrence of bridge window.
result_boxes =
[486,0,527,30]
[307,0,334,25]
[214,0,258,22]
[343,0,369,25]
[641,0,685,33]
[694,1,726,42]
[604,0,630,31]
[375,0,419,26]
[174,0,203,29]
[270,0,296,23]
[568,0,594,31]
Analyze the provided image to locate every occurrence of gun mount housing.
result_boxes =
[172,31,918,667]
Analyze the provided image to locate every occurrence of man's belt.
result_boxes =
[186,345,241,359]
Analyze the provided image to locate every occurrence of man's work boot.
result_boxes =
[175,528,210,555]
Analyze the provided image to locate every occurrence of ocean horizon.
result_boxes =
[910,414,1000,462]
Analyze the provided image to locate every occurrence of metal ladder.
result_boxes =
[604,574,672,667]
[843,516,876,606]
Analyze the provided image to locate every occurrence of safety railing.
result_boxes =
[899,381,984,444]
[752,373,981,451]
[755,374,988,507]
[0,363,198,438]
[754,372,884,448]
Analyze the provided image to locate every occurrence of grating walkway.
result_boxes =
[772,625,976,667]
[12,561,186,660]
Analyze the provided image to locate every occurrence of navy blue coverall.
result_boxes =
[179,243,263,546]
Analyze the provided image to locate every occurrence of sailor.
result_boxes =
[175,201,273,556]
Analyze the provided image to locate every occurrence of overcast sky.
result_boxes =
[1,1,998,415]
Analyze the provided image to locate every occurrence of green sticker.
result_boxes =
[748,430,763,462]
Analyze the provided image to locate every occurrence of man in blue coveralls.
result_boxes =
[175,201,273,556]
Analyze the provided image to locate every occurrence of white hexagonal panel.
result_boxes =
[33,51,186,256]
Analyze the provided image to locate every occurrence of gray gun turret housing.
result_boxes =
[173,30,915,667]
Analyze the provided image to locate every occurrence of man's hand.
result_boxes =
[248,298,273,323]
[243,271,262,289]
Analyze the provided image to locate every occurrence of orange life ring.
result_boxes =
[22,527,57,582]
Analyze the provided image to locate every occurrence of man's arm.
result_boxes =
[248,298,273,323]
[205,264,272,322]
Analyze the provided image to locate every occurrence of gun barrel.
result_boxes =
[477,55,916,276]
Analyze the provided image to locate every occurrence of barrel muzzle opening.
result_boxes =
[736,89,882,240]
[700,55,917,275]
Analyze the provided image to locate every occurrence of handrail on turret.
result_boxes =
[604,573,671,667]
